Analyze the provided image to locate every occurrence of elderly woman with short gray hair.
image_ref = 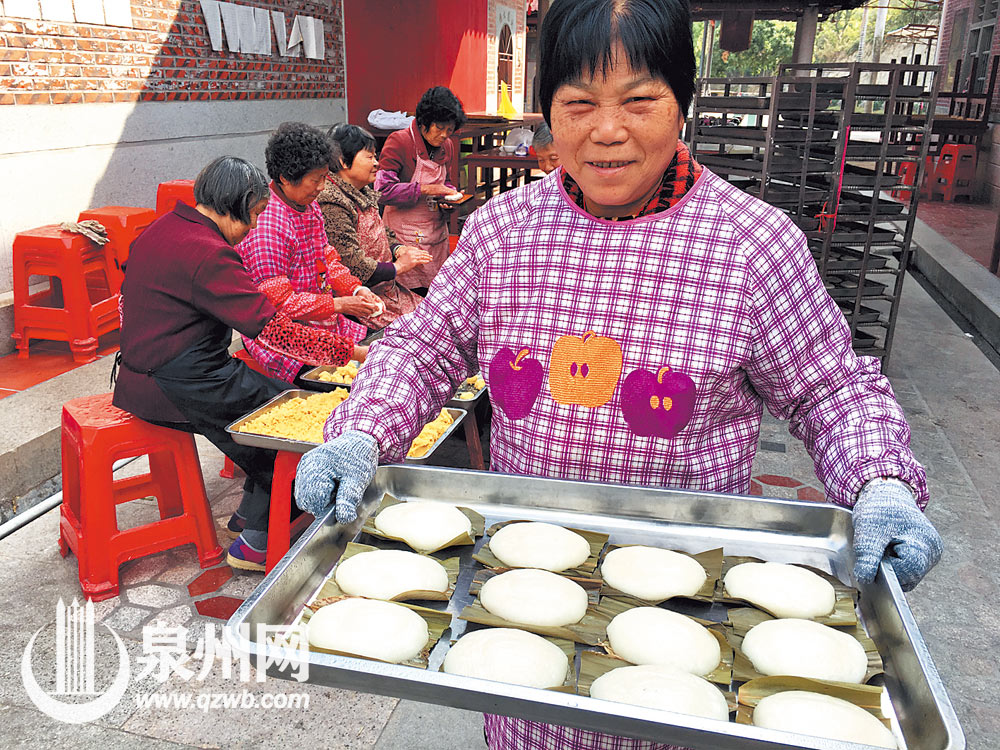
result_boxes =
[113,155,362,572]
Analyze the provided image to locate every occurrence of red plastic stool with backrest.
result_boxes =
[78,206,157,292]
[890,160,917,200]
[891,156,936,202]
[59,393,224,601]
[219,348,272,479]
[931,144,976,201]
[220,350,313,568]
[156,180,196,217]
[12,225,120,362]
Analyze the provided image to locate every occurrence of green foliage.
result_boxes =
[814,8,865,63]
[694,20,795,77]
[693,3,941,76]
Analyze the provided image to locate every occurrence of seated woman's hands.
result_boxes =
[335,290,382,317]
[352,344,368,362]
[394,245,433,275]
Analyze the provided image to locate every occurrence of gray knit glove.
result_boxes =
[294,431,378,524]
[853,478,942,591]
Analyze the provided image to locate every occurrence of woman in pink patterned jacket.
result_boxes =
[294,1,943,748]
[237,122,383,385]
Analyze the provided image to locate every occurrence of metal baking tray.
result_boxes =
[303,363,487,411]
[225,466,963,750]
[225,391,465,464]
[300,361,361,391]
[403,409,466,464]
[446,374,488,410]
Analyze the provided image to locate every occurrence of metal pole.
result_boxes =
[0,456,141,542]
[704,19,716,79]
[858,2,870,62]
[699,20,710,78]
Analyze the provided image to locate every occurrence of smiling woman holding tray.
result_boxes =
[292,0,942,748]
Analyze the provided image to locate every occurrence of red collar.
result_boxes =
[561,142,702,220]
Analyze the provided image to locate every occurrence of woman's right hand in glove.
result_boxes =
[294,430,378,524]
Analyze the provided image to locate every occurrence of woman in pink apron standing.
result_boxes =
[376,86,466,294]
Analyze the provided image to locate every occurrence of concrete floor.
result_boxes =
[916,200,998,273]
[0,272,997,749]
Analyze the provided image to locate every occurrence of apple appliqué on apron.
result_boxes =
[620,366,696,438]
[548,331,623,408]
[489,347,544,421]
[488,330,696,437]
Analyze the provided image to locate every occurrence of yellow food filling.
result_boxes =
[237,390,452,458]
[316,362,359,384]
[236,390,350,443]
[407,410,455,458]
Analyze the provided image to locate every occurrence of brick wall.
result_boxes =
[939,0,1000,121]
[1,0,345,105]
[937,0,972,78]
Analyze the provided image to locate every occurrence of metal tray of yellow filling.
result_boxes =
[300,361,362,391]
[225,390,465,463]
[446,374,488,409]
[225,466,964,750]
[303,363,488,408]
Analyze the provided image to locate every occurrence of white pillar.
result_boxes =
[935,0,950,65]
[793,5,820,64]
[872,2,889,63]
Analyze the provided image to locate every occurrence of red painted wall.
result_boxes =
[344,0,487,125]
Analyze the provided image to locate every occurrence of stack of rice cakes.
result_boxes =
[301,494,485,669]
[296,495,899,749]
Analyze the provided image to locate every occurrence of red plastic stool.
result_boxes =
[891,156,935,201]
[59,393,224,601]
[931,144,976,201]
[78,206,157,291]
[219,349,271,480]
[156,180,196,217]
[266,451,313,573]
[12,225,120,362]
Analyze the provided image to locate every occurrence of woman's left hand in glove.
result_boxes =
[852,478,943,591]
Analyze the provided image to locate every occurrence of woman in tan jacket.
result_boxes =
[319,124,431,329]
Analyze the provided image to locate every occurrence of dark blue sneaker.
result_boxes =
[226,537,266,572]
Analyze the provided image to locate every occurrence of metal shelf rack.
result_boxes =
[689,63,941,365]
